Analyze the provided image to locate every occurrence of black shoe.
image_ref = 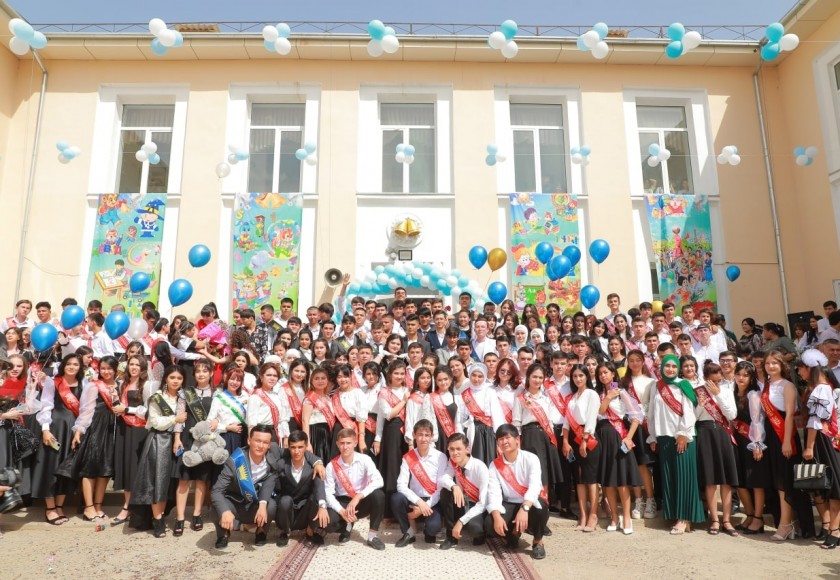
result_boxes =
[440,537,457,550]
[542,526,552,537]
[532,543,546,560]
[558,509,579,521]
[255,531,267,546]
[215,535,229,549]
[548,505,561,514]
[173,520,184,537]
[338,529,352,544]
[395,532,416,548]
[424,534,437,544]
[472,535,486,546]
[152,517,166,538]
[276,533,289,547]
[306,534,324,546]
[191,515,204,532]
[367,536,386,550]
[506,532,520,549]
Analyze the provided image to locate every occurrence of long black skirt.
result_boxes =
[520,423,562,486]
[763,414,801,494]
[595,419,641,487]
[310,422,337,463]
[365,418,378,468]
[573,438,601,485]
[631,420,656,466]
[733,430,772,490]
[813,431,840,500]
[30,405,76,498]
[130,430,175,505]
[113,421,147,491]
[470,422,497,467]
[379,417,408,495]
[56,403,117,480]
[695,421,739,487]
[434,402,459,455]
[0,422,33,496]
[220,430,245,455]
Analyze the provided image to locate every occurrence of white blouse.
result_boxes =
[646,383,697,442]
[737,389,767,451]
[630,375,656,410]
[693,382,737,423]
[247,389,291,438]
[147,391,184,432]
[513,389,560,428]
[562,388,599,435]
[405,391,437,444]
[73,381,120,434]
[333,388,368,424]
[207,390,250,433]
[807,383,839,432]
[36,377,89,432]
[374,386,408,442]
[455,384,507,444]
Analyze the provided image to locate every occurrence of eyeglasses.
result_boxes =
[719,359,735,364]
[498,368,511,375]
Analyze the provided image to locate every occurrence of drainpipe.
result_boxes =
[753,61,790,316]
[14,50,48,300]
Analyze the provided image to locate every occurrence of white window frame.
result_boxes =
[379,103,436,194]
[635,106,694,195]
[812,45,840,251]
[247,103,307,194]
[116,107,175,195]
[509,101,568,194]
[358,85,452,194]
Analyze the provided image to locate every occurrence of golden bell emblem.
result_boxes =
[394,217,421,238]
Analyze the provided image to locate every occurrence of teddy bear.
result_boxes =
[182,420,229,467]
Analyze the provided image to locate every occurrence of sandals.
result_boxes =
[93,502,106,519]
[707,521,720,535]
[816,520,831,542]
[82,504,103,522]
[670,520,687,535]
[51,504,70,525]
[45,507,66,526]
[191,515,203,532]
[152,517,167,538]
[822,529,840,550]
[111,505,130,527]
[736,514,753,532]
[721,521,739,537]
[173,520,185,537]
[771,523,795,542]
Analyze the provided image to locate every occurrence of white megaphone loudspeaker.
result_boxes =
[324,268,343,287]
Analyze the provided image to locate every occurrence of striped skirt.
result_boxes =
[657,436,705,523]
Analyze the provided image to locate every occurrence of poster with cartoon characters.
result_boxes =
[85,193,167,317]
[232,192,303,313]
[644,194,717,312]
[509,193,582,318]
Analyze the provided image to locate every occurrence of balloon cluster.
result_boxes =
[149,19,184,56]
[646,143,671,167]
[468,247,507,272]
[395,143,416,165]
[8,19,47,56]
[215,145,250,178]
[716,145,741,166]
[295,142,318,166]
[577,22,610,60]
[726,265,741,282]
[135,142,160,165]
[367,20,400,57]
[570,146,592,166]
[485,144,507,166]
[488,20,519,59]
[665,23,702,59]
[262,23,292,56]
[793,146,818,167]
[761,22,799,61]
[56,141,81,164]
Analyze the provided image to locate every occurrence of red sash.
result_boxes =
[404,449,437,496]
[54,377,81,417]
[656,381,684,417]
[451,461,480,502]
[493,456,547,503]
[731,418,750,440]
[256,389,283,440]
[331,456,358,497]
[430,392,456,437]
[379,388,406,433]
[306,391,336,430]
[409,391,425,405]
[365,414,377,433]
[120,382,146,428]
[604,403,628,439]
[821,408,840,452]
[695,386,736,444]
[331,391,357,432]
[517,393,557,447]
[0,376,26,398]
[93,380,116,412]
[760,383,797,453]
[405,370,414,391]
[565,402,598,450]
[498,398,514,423]
[350,370,361,389]
[461,388,492,427]
[626,381,649,434]
[545,382,570,417]
[283,384,303,426]
[116,335,130,350]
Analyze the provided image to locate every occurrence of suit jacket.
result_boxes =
[426,331,447,353]
[212,446,279,512]
[270,446,327,509]
[403,336,432,355]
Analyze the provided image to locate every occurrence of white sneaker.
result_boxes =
[631,498,643,520]
[644,498,657,519]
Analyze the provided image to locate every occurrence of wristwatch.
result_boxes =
[318,500,327,509]
[522,504,531,512]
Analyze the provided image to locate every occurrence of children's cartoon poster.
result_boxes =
[232,192,303,312]
[85,193,167,317]
[644,194,717,312]
[509,193,582,318]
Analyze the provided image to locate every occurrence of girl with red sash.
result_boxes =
[646,354,704,535]
[116,341,144,380]
[332,365,367,452]
[455,363,505,467]
[32,353,86,525]
[493,358,522,425]
[405,368,436,447]
[761,350,812,541]
[731,361,770,535]
[246,363,290,445]
[207,367,249,455]
[361,362,382,465]
[372,360,410,496]
[0,354,36,498]
[284,359,310,432]
[431,367,461,454]
[620,350,657,520]
[56,356,121,522]
[302,368,338,461]
[594,362,642,534]
[562,364,601,532]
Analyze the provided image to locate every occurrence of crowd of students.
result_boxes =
[0,289,839,559]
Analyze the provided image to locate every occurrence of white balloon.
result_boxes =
[582,30,600,49]
[420,275,430,286]
[135,150,148,162]
[795,154,809,166]
[571,153,584,165]
[716,154,727,165]
[722,145,736,157]
[779,33,799,52]
[8,18,23,35]
[127,318,148,340]
[446,275,458,286]
[305,154,317,166]
[262,25,279,42]
[501,40,518,59]
[9,37,29,56]
[806,146,819,157]
[58,153,70,164]
[67,146,81,156]
[228,153,239,165]
[682,31,702,51]
[647,156,660,167]
[149,18,167,37]
[405,155,415,165]
[488,31,506,50]
[592,41,609,60]
[395,151,406,163]
[729,154,741,166]
[412,268,423,278]
[377,274,389,285]
[142,142,157,155]
[367,39,384,57]
[495,153,506,163]
[387,279,398,290]
[658,149,671,161]
[158,28,178,48]
[215,162,231,178]
[274,37,291,56]
[381,34,400,54]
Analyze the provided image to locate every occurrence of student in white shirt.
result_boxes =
[88,312,115,359]
[439,433,489,549]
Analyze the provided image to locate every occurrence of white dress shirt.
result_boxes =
[405,392,437,444]
[396,447,447,506]
[247,389,291,438]
[374,386,408,442]
[694,382,737,422]
[91,330,115,359]
[486,449,543,512]
[207,390,250,432]
[325,452,384,511]
[562,388,600,435]
[439,456,489,525]
[456,384,506,448]
[646,382,697,442]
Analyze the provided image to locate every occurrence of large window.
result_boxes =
[380,103,436,193]
[247,103,305,193]
[636,105,694,195]
[511,103,567,193]
[116,105,174,193]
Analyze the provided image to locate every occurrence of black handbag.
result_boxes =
[793,461,832,491]
[10,422,39,464]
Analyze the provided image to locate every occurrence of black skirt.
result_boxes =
[521,423,562,486]
[30,386,80,498]
[173,394,213,481]
[763,414,801,494]
[220,430,245,455]
[130,430,175,505]
[434,401,458,455]
[470,422,497,467]
[56,396,117,479]
[0,422,33,496]
[573,437,601,485]
[113,420,148,491]
[695,421,739,487]
[732,407,771,490]
[813,431,840,500]
[595,419,641,487]
[631,419,656,466]
[365,414,378,468]
[309,422,337,463]
[379,417,408,495]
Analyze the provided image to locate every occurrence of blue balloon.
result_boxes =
[56,141,69,152]
[667,22,685,41]
[31,323,58,352]
[368,20,386,41]
[374,265,385,274]
[589,239,610,264]
[304,141,317,154]
[487,144,498,155]
[383,26,396,37]
[548,255,572,280]
[726,265,741,282]
[766,22,784,43]
[648,143,660,156]
[579,145,592,156]
[562,245,582,267]
[468,246,488,269]
[500,20,518,41]
[104,311,130,340]
[666,41,683,59]
[129,272,151,293]
[61,149,76,160]
[188,244,211,268]
[593,22,609,40]
[435,279,450,292]
[30,31,48,50]
[761,43,780,61]
[404,145,416,157]
[168,279,193,307]
[485,155,497,166]
[11,20,34,41]
[172,31,184,48]
[534,242,554,265]
[148,153,161,165]
[60,305,85,330]
[487,281,507,305]
[793,146,806,156]
[277,23,291,38]
[151,38,168,56]
[576,36,590,51]
[806,156,814,166]
[295,148,307,161]
[263,39,275,52]
[580,285,600,309]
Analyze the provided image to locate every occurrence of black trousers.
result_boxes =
[439,487,484,538]
[390,491,443,536]
[276,495,318,534]
[316,489,386,533]
[484,501,549,542]
[212,498,277,538]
